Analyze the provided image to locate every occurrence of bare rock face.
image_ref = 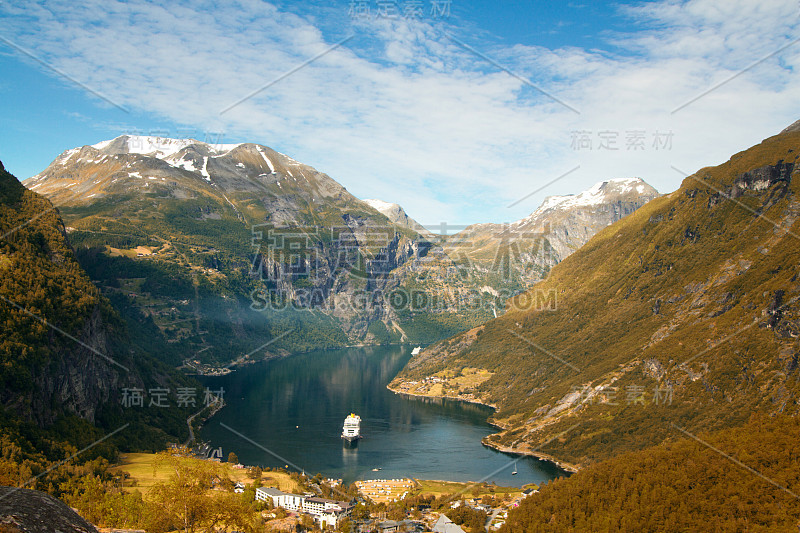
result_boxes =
[0,487,98,532]
[732,161,793,196]
[31,307,122,425]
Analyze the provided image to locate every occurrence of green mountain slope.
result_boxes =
[390,124,800,469]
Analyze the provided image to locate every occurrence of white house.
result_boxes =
[255,487,281,504]
[303,497,354,528]
[255,488,353,527]
[255,487,304,511]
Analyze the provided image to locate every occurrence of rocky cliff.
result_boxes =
[0,161,121,425]
[0,160,193,443]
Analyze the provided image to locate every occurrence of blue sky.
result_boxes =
[1,0,799,226]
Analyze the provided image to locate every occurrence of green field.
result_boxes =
[110,452,301,494]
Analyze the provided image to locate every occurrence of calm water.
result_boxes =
[198,345,566,486]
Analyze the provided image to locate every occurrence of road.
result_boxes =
[185,407,203,445]
[185,399,224,445]
[486,507,503,532]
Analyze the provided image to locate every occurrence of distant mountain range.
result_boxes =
[24,135,658,367]
[444,177,658,286]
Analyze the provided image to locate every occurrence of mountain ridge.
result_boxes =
[24,135,660,366]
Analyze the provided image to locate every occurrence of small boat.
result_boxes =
[511,461,518,475]
[372,467,382,472]
[411,346,422,355]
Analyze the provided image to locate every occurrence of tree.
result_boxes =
[351,503,371,521]
[300,514,316,531]
[387,504,405,520]
[228,452,239,464]
[249,465,263,485]
[202,492,260,533]
[447,507,488,533]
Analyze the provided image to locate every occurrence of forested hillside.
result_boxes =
[501,415,800,532]
[0,159,198,495]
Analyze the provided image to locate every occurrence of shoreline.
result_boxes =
[480,438,580,474]
[197,341,422,375]
[386,383,499,410]
[186,398,226,445]
[387,382,579,475]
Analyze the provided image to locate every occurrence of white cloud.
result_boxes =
[1,0,799,226]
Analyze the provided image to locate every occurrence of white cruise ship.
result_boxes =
[341,413,361,442]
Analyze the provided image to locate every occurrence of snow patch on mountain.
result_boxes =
[89,139,113,150]
[172,157,198,173]
[363,199,400,215]
[516,178,656,225]
[256,146,275,173]
[200,156,211,181]
[92,135,240,159]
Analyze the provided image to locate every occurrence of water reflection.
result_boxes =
[342,445,358,471]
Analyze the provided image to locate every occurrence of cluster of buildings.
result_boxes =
[450,498,491,513]
[255,487,354,528]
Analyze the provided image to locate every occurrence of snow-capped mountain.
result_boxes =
[26,135,355,221]
[362,198,432,237]
[449,177,659,279]
[91,135,229,157]
[531,178,656,214]
[23,135,444,352]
